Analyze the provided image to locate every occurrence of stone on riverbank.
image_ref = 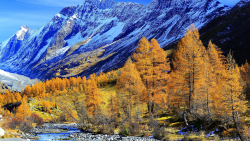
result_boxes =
[0,127,5,137]
[69,133,159,141]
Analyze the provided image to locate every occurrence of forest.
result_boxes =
[1,25,250,140]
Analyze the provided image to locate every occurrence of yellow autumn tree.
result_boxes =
[171,24,206,117]
[132,37,170,116]
[15,98,31,122]
[84,73,103,116]
[132,37,152,114]
[195,51,215,118]
[149,38,170,112]
[107,93,119,128]
[240,60,250,100]
[221,51,248,140]
[206,41,226,118]
[116,58,145,121]
[24,85,32,97]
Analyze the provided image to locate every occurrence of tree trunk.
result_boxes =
[233,111,245,141]
[183,111,189,126]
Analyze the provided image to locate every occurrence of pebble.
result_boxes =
[69,133,159,141]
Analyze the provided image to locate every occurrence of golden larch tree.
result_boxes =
[221,51,248,140]
[24,85,32,97]
[132,37,170,116]
[116,58,145,120]
[207,41,226,118]
[149,38,170,112]
[15,98,32,121]
[240,60,250,100]
[84,73,103,116]
[171,24,206,116]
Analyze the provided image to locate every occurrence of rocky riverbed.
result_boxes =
[31,123,77,134]
[17,123,160,141]
[69,133,158,141]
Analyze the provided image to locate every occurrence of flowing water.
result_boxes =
[32,123,81,141]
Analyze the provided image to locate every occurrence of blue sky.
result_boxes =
[0,0,240,42]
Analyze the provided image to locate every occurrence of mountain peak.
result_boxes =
[240,0,250,2]
[235,0,250,7]
[16,25,30,41]
[86,0,116,9]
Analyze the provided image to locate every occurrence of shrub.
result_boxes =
[28,113,44,127]
[4,113,44,133]
[119,125,130,136]
[57,113,68,123]
[128,122,140,136]
[3,117,19,129]
[19,120,33,133]
[4,117,33,133]
[152,126,165,140]
[104,124,115,135]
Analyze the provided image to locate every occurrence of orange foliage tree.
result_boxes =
[170,25,206,117]
[132,37,170,116]
[240,60,250,100]
[220,51,248,140]
[15,98,31,121]
[116,58,145,120]
[84,73,103,116]
[206,41,226,118]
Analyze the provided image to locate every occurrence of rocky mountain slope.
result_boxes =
[199,0,250,65]
[0,0,229,80]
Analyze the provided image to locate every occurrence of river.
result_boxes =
[30,123,80,141]
[29,123,158,141]
[34,129,81,141]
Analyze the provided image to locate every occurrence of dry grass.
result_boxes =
[165,49,174,57]
[29,98,60,122]
[156,116,172,121]
[61,50,117,78]
[99,84,116,109]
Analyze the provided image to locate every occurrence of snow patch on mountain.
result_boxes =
[66,32,85,47]
[70,13,79,20]
[16,25,29,40]
[47,46,71,60]
[0,69,18,80]
[95,22,125,41]
[31,37,53,64]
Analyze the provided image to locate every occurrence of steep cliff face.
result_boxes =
[0,0,229,79]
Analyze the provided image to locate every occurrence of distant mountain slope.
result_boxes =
[0,69,39,92]
[199,0,250,65]
[0,0,229,80]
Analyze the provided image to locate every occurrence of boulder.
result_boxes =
[0,127,5,137]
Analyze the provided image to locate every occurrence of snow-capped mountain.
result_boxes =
[0,0,230,80]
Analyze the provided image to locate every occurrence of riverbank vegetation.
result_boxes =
[1,25,250,140]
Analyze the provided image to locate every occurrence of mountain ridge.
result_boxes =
[0,0,229,80]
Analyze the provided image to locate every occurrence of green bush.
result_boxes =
[120,125,130,136]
